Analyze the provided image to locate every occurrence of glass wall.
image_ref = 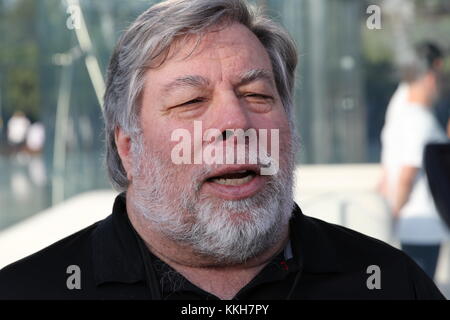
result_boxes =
[1,0,449,230]
[266,0,366,164]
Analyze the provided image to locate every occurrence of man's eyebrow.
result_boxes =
[161,69,274,94]
[162,75,210,94]
[237,68,275,87]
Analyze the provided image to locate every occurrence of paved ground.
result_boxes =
[0,190,116,268]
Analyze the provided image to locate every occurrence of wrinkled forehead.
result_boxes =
[146,22,274,80]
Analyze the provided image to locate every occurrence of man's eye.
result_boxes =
[244,93,274,101]
[180,98,204,106]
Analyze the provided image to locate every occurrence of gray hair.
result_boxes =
[103,0,298,190]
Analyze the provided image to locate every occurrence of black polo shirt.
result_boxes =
[0,193,445,300]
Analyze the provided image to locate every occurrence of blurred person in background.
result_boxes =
[25,121,47,187]
[25,121,45,154]
[380,42,450,279]
[6,111,30,153]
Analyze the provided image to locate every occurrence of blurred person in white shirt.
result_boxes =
[7,111,30,149]
[380,42,449,279]
[26,122,45,153]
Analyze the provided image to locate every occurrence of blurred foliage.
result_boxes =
[6,65,40,118]
[0,0,40,119]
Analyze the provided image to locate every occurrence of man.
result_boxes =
[381,42,449,279]
[0,0,445,300]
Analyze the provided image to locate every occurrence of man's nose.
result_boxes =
[209,92,252,136]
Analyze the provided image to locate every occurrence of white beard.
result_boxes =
[130,137,296,265]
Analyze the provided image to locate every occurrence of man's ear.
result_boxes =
[115,127,133,180]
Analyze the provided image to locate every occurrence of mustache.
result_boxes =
[191,151,279,180]
[133,140,286,195]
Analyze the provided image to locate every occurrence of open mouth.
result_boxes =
[202,166,265,200]
[207,170,257,186]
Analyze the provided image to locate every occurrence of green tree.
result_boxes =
[0,0,40,119]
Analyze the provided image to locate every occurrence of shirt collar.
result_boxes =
[91,194,343,286]
[290,203,343,273]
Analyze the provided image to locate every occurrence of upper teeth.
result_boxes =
[212,175,253,186]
